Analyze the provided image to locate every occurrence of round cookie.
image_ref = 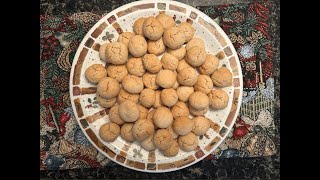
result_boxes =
[178,22,195,43]
[156,13,175,30]
[153,106,174,128]
[120,123,135,142]
[99,123,120,142]
[133,17,146,36]
[138,105,149,120]
[189,91,210,110]
[117,89,139,104]
[96,93,116,108]
[105,42,128,65]
[208,89,229,110]
[186,38,205,50]
[128,35,147,57]
[119,100,140,122]
[142,54,162,73]
[167,47,186,60]
[99,43,108,62]
[97,77,120,99]
[211,67,233,87]
[178,132,198,152]
[161,53,179,71]
[172,116,194,136]
[177,59,192,73]
[176,86,194,102]
[147,37,166,55]
[142,72,159,90]
[140,135,156,151]
[171,101,189,118]
[189,105,209,116]
[126,57,146,77]
[109,105,125,125]
[106,65,128,83]
[198,54,219,75]
[142,17,164,40]
[117,32,134,47]
[162,140,179,157]
[153,90,163,108]
[166,125,179,139]
[160,88,178,107]
[192,116,210,136]
[139,88,156,108]
[185,46,206,67]
[85,64,107,84]
[163,27,185,50]
[156,70,177,88]
[153,129,173,150]
[122,75,144,94]
[194,75,214,94]
[132,119,155,141]
[173,81,180,90]
[177,67,198,86]
[147,109,156,120]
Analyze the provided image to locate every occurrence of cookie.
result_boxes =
[172,116,194,136]
[117,32,134,47]
[160,88,178,107]
[198,54,219,75]
[153,90,163,108]
[153,106,174,128]
[122,75,144,94]
[118,100,140,122]
[192,116,210,136]
[194,75,213,94]
[156,12,175,30]
[167,47,186,60]
[208,89,229,110]
[161,53,179,71]
[153,129,173,150]
[162,140,179,157]
[132,119,155,141]
[189,105,209,116]
[189,91,210,110]
[138,104,149,120]
[141,73,158,90]
[126,57,146,77]
[177,59,192,73]
[171,101,189,118]
[128,35,148,57]
[166,125,179,139]
[120,123,135,142]
[99,43,108,62]
[117,88,139,104]
[109,105,125,125]
[133,17,146,36]
[178,22,195,43]
[172,81,180,90]
[178,132,198,152]
[176,86,194,102]
[147,37,166,55]
[97,77,120,99]
[177,67,198,86]
[139,88,156,108]
[185,38,205,50]
[96,93,117,108]
[99,122,120,142]
[105,42,128,65]
[185,46,206,67]
[211,67,233,87]
[106,65,128,83]
[142,54,162,73]
[143,17,164,40]
[140,134,157,151]
[163,26,185,50]
[156,70,177,88]
[85,64,107,84]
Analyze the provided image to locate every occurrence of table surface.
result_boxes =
[40,0,280,179]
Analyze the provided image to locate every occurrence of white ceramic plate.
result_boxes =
[69,0,243,173]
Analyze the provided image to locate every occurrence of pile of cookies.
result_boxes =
[84,13,232,157]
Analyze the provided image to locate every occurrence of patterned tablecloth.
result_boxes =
[40,0,276,170]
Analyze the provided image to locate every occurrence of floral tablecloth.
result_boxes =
[40,0,276,170]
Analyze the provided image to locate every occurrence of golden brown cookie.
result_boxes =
[178,132,198,152]
[194,75,214,94]
[176,86,194,102]
[126,57,146,77]
[153,106,174,128]
[178,22,195,43]
[120,123,135,142]
[208,89,229,110]
[163,27,185,50]
[140,135,157,151]
[142,72,159,90]
[85,64,107,84]
[138,105,149,120]
[185,38,205,50]
[147,37,166,55]
[161,53,179,71]
[153,129,173,150]
[106,65,128,83]
[109,104,125,125]
[189,91,210,110]
[171,101,189,118]
[132,119,155,141]
[172,116,194,136]
[117,88,139,104]
[162,140,179,157]
[192,116,210,136]
[122,75,144,94]
[198,54,219,75]
[185,46,206,67]
[99,122,120,142]
[189,105,209,116]
[142,54,162,73]
[97,77,120,99]
[166,125,179,139]
[156,13,175,30]
[117,32,134,47]
[96,93,117,108]
[118,100,140,122]
[139,88,156,108]
[160,88,178,107]
[128,35,148,57]
[172,81,180,90]
[211,67,233,87]
[177,67,198,86]
[143,17,164,40]
[99,43,108,62]
[105,42,128,65]
[156,70,177,88]
[177,59,192,73]
[167,47,186,60]
[133,17,146,36]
